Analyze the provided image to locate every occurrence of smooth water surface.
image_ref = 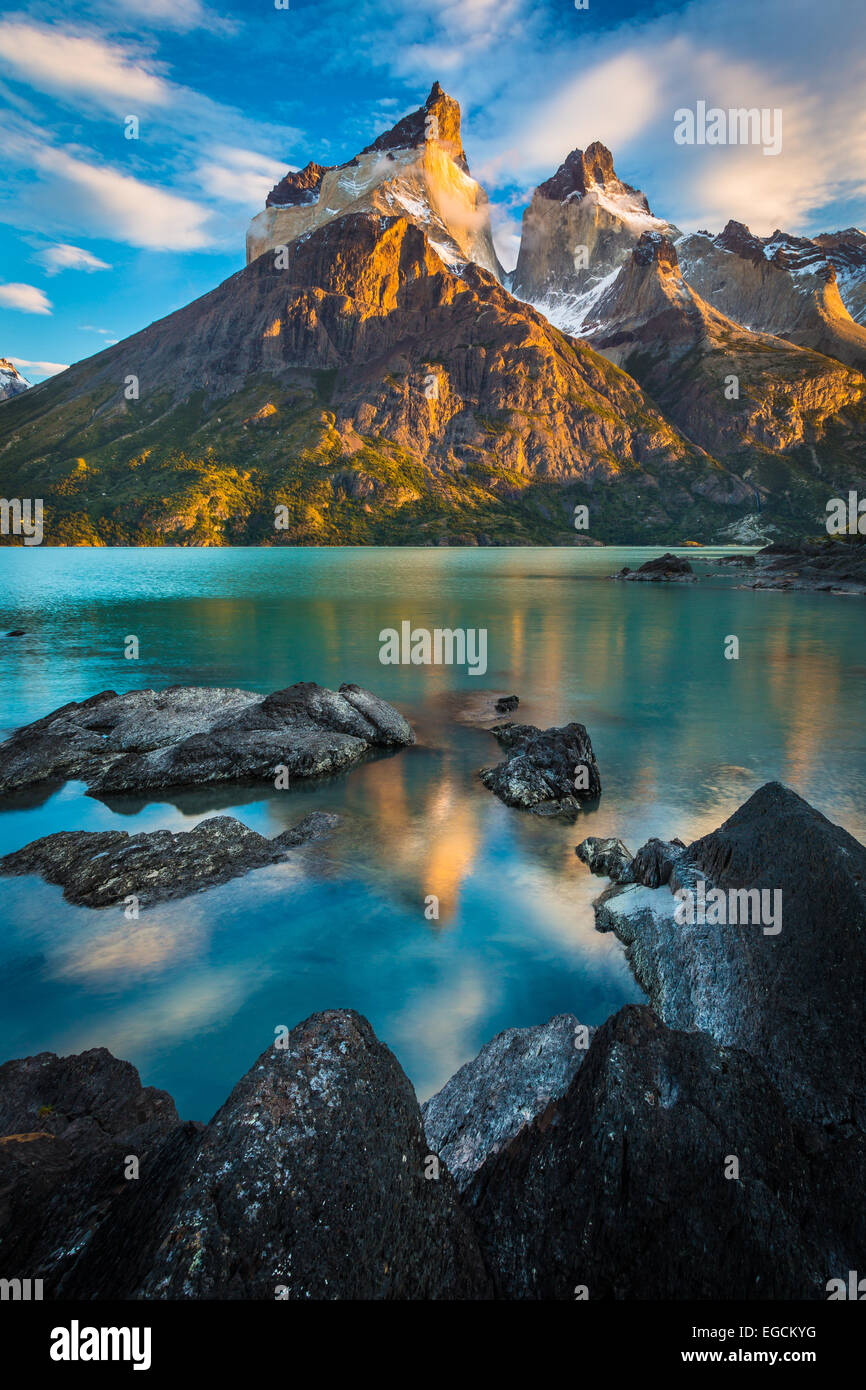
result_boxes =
[0,546,863,1118]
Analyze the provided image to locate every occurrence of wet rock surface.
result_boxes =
[422,1014,594,1195]
[138,1010,491,1300]
[594,782,866,1131]
[0,811,340,908]
[0,681,414,797]
[470,1004,862,1299]
[479,721,601,819]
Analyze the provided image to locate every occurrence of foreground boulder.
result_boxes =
[594,782,866,1132]
[479,721,601,819]
[0,1049,198,1299]
[0,1014,491,1300]
[471,1005,862,1299]
[138,1010,490,1299]
[0,682,414,797]
[422,1014,594,1194]
[0,811,340,908]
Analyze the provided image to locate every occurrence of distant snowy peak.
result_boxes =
[0,358,30,402]
[677,219,866,371]
[247,82,502,280]
[536,142,648,210]
[511,142,678,333]
[814,228,866,324]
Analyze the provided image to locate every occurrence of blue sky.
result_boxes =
[1,0,864,381]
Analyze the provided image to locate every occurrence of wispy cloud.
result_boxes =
[0,282,52,314]
[11,139,213,250]
[0,19,171,111]
[35,243,112,275]
[10,356,68,377]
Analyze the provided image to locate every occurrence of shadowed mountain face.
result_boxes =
[581,232,866,513]
[2,94,865,546]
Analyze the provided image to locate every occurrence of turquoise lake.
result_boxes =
[0,546,863,1120]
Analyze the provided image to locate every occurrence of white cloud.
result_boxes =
[35,243,112,275]
[196,146,288,206]
[10,357,68,377]
[29,145,212,250]
[0,282,52,314]
[89,0,233,34]
[0,20,171,111]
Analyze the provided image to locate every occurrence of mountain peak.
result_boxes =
[633,231,679,272]
[361,80,467,173]
[0,358,29,401]
[536,142,649,211]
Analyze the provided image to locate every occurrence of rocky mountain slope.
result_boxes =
[2,92,865,545]
[815,227,866,323]
[0,358,29,401]
[0,195,746,546]
[580,231,866,516]
[677,222,866,372]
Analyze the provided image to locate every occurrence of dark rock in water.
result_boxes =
[494,694,519,713]
[0,811,340,908]
[0,1048,198,1299]
[575,835,633,882]
[471,1005,859,1299]
[613,551,696,582]
[594,782,866,1132]
[479,721,601,819]
[0,681,414,797]
[138,1010,491,1299]
[422,1014,594,1195]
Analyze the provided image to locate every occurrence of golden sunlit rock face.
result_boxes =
[246,83,503,280]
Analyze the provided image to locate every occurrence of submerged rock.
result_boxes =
[471,1004,856,1299]
[422,1014,594,1195]
[614,552,696,582]
[594,782,866,1132]
[494,694,520,713]
[575,835,633,882]
[139,1010,491,1300]
[0,681,414,797]
[479,721,601,819]
[0,810,340,908]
